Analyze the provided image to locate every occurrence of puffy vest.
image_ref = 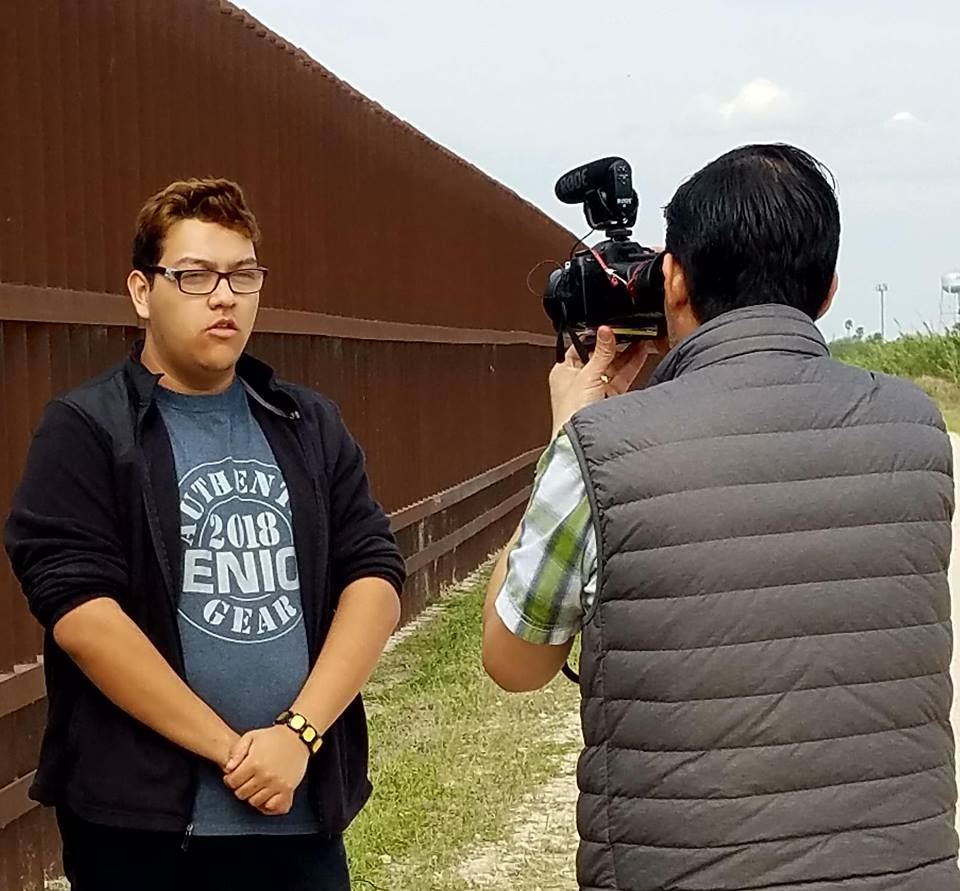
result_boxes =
[567,306,959,891]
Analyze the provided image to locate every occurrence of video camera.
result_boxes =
[542,157,666,363]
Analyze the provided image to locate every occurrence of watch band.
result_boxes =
[275,710,323,756]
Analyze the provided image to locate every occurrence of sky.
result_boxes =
[239,0,960,340]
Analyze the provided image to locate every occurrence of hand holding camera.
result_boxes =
[548,325,663,439]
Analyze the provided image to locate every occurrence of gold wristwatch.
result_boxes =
[275,710,323,756]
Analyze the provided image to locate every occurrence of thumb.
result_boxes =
[224,732,253,773]
[585,326,617,373]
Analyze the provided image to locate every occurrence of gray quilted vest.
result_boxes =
[566,305,959,891]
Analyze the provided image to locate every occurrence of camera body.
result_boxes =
[543,157,666,353]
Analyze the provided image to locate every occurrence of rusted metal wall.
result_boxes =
[0,1,575,886]
[0,0,564,330]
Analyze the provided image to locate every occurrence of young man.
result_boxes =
[5,178,405,890]
[483,144,960,890]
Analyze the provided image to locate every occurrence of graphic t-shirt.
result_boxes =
[156,380,321,836]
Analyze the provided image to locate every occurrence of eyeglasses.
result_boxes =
[145,265,268,296]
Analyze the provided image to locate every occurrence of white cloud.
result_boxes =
[885,110,923,129]
[722,78,791,119]
[700,77,795,124]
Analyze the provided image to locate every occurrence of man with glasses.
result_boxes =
[5,178,405,890]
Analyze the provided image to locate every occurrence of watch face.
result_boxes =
[289,714,307,731]
[302,727,317,743]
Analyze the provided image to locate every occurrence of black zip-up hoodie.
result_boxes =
[4,343,406,834]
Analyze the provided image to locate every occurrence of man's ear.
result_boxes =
[816,272,839,320]
[128,269,152,322]
[662,253,698,344]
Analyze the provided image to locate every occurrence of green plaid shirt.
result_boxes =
[494,432,597,645]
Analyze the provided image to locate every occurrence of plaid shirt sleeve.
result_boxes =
[494,431,598,645]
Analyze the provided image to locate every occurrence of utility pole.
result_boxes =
[875,283,888,340]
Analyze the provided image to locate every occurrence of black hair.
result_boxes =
[664,143,840,322]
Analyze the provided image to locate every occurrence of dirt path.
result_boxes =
[454,711,581,891]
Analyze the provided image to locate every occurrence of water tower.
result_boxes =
[941,272,960,329]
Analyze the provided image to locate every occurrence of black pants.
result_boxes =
[57,809,351,891]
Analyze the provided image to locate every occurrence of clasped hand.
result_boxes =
[221,725,309,816]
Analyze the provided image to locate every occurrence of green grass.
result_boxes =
[831,330,960,383]
[914,376,960,431]
[345,567,581,890]
[831,331,960,430]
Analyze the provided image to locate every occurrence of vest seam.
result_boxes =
[593,419,946,467]
[660,360,830,391]
[574,853,958,891]
[588,717,946,752]
[600,570,944,605]
[712,854,960,891]
[601,760,952,802]
[601,619,948,654]
[579,805,953,851]
[599,668,946,703]
[608,518,947,556]
[601,468,953,510]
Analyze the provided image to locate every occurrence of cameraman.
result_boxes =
[482,144,959,890]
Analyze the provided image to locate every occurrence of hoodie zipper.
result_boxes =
[135,401,200,839]
[240,378,300,420]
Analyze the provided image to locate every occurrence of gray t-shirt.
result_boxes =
[156,380,321,836]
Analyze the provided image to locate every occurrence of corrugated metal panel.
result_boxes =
[249,333,549,511]
[0,0,571,329]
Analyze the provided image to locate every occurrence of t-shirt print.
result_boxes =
[177,457,303,645]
